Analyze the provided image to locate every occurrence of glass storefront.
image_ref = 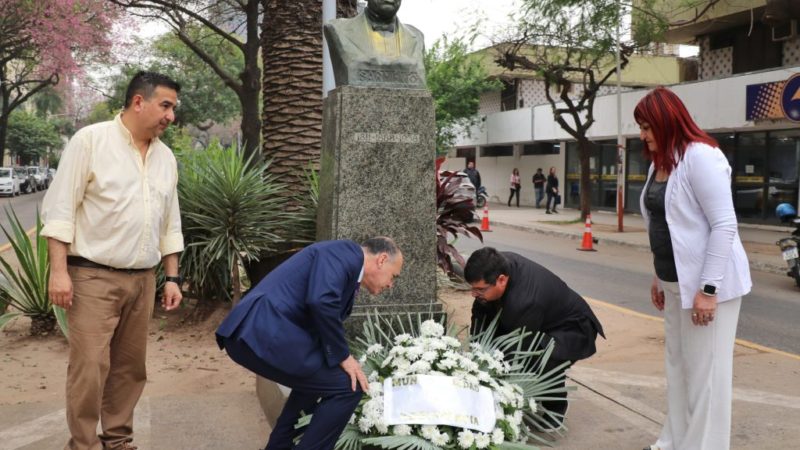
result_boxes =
[563,129,799,222]
[565,140,621,210]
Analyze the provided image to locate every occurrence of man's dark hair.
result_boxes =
[464,247,509,284]
[362,236,400,259]
[124,71,181,109]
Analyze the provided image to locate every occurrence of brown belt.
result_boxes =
[66,256,152,274]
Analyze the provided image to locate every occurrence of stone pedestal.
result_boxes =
[317,85,441,335]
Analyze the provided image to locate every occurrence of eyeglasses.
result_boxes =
[470,282,495,296]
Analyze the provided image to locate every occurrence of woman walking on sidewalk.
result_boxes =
[637,87,751,450]
[507,167,521,207]
[545,167,559,214]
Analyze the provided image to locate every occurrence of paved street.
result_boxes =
[0,190,47,245]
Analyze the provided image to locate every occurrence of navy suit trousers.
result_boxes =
[221,337,363,450]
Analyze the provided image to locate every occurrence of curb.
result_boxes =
[491,221,788,276]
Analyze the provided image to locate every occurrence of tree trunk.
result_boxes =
[240,0,263,160]
[578,137,592,220]
[0,112,7,166]
[261,0,357,204]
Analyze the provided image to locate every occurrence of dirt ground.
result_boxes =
[0,300,255,407]
[0,288,474,408]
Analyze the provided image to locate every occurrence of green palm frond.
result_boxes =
[361,435,443,450]
[334,425,364,450]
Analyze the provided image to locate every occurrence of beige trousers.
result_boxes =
[64,266,155,450]
[655,281,741,450]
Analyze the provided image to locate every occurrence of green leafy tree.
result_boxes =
[109,0,263,159]
[6,111,61,165]
[425,35,501,156]
[496,0,719,219]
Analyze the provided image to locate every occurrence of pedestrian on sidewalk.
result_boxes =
[42,71,185,450]
[464,160,481,191]
[636,87,751,450]
[508,167,521,207]
[216,237,403,450]
[545,166,559,214]
[532,168,546,208]
[465,247,605,431]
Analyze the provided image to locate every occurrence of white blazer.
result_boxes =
[639,142,752,309]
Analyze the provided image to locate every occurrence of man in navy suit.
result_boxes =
[216,237,403,450]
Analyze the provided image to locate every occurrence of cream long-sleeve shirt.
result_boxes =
[41,114,184,269]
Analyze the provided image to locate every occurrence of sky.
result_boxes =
[395,0,521,49]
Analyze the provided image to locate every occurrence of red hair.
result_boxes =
[634,86,717,173]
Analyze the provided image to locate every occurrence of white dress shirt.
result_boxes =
[640,142,752,309]
[41,114,184,269]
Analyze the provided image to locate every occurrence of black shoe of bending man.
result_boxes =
[546,210,552,214]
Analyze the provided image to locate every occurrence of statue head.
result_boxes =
[367,0,402,21]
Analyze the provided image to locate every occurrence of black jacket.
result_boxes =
[471,252,605,362]
[546,174,559,193]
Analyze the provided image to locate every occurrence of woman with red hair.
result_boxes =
[636,87,751,450]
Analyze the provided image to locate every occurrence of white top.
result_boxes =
[41,114,184,269]
[639,142,751,309]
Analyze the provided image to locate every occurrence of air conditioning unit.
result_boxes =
[772,19,798,42]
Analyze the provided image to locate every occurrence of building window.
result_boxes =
[625,138,648,213]
[728,23,783,74]
[480,145,514,157]
[456,147,476,159]
[522,142,560,155]
[500,80,517,112]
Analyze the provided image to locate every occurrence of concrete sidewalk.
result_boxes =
[480,202,792,276]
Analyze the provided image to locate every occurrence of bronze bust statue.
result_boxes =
[324,0,426,89]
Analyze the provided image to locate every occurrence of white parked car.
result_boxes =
[0,167,21,197]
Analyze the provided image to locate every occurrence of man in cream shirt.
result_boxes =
[41,71,184,450]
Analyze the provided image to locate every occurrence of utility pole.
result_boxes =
[615,0,625,232]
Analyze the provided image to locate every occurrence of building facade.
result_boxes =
[444,1,800,224]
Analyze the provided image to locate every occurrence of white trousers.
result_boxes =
[655,281,741,450]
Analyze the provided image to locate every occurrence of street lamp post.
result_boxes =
[615,0,625,232]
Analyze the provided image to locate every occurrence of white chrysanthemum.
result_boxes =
[366,343,384,355]
[457,430,475,448]
[393,358,411,371]
[420,350,438,362]
[492,349,505,360]
[420,320,445,337]
[469,342,482,351]
[368,371,379,382]
[431,430,450,445]
[409,360,431,374]
[394,333,412,344]
[437,358,458,370]
[381,355,393,368]
[358,416,372,433]
[348,413,356,425]
[405,346,424,361]
[442,336,462,348]
[358,355,367,364]
[393,424,412,436]
[474,433,491,448]
[491,427,505,444]
[512,410,523,423]
[368,381,383,393]
[477,371,491,382]
[420,425,439,440]
[374,419,388,434]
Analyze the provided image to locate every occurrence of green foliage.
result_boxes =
[6,111,62,164]
[104,28,243,130]
[425,34,501,155]
[176,142,300,303]
[85,102,116,126]
[361,435,444,450]
[0,208,67,338]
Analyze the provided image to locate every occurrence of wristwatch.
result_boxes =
[165,276,183,285]
[701,284,717,296]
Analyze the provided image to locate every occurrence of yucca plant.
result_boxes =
[437,172,482,277]
[177,142,301,304]
[0,207,67,337]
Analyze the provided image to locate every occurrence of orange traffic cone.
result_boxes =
[480,203,492,232]
[577,214,597,251]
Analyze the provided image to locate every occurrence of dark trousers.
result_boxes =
[546,191,558,212]
[534,186,544,208]
[508,186,520,207]
[221,338,363,450]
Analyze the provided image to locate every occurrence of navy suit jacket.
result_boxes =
[216,240,364,377]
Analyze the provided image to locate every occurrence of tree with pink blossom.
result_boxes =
[0,0,118,162]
